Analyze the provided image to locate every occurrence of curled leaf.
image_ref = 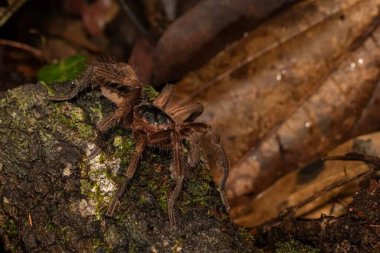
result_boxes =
[154,0,297,82]
[232,131,380,227]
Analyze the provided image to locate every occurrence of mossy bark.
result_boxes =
[0,83,256,252]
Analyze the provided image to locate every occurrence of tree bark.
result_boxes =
[0,83,255,252]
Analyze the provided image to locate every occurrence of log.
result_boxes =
[0,83,255,252]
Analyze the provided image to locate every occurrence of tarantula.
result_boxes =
[49,62,142,133]
[49,62,230,226]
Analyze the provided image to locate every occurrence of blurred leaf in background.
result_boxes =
[37,54,86,84]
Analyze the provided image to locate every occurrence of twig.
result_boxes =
[0,39,43,59]
[260,154,378,229]
[285,168,372,216]
[323,152,380,167]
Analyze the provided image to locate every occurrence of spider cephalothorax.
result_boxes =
[50,62,230,226]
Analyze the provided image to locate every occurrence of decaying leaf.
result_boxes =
[64,0,119,36]
[153,0,297,82]
[175,0,380,207]
[37,54,86,84]
[232,131,380,227]
[82,0,119,36]
[350,81,380,136]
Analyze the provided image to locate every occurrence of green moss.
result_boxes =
[7,87,44,112]
[53,103,95,140]
[45,222,57,232]
[238,227,255,244]
[80,163,113,220]
[141,166,170,213]
[93,237,108,252]
[157,192,169,212]
[2,219,17,238]
[143,85,159,101]
[113,135,134,156]
[275,240,319,253]
[128,240,139,253]
[185,178,212,207]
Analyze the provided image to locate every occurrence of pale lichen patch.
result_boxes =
[79,151,122,219]
[3,197,10,205]
[62,163,73,177]
[85,143,98,156]
[77,199,96,217]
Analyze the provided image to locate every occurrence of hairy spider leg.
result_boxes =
[168,102,204,123]
[153,84,174,108]
[97,87,139,133]
[185,132,201,167]
[180,123,230,211]
[106,134,147,217]
[147,130,173,144]
[48,64,95,101]
[94,63,141,89]
[168,131,184,227]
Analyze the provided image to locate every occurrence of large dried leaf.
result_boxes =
[232,132,380,227]
[175,0,380,206]
[153,0,297,82]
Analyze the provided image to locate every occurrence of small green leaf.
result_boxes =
[38,55,86,84]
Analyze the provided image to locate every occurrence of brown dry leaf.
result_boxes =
[153,0,297,82]
[128,36,154,84]
[64,0,119,36]
[174,0,380,209]
[82,0,119,36]
[232,131,380,227]
[44,18,104,62]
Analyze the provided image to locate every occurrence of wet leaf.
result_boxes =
[232,131,380,227]
[174,0,380,206]
[37,54,86,84]
[153,0,297,82]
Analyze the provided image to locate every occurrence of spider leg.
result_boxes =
[48,64,95,101]
[153,84,174,108]
[48,80,87,101]
[94,63,141,89]
[180,123,230,211]
[97,87,138,133]
[168,103,203,123]
[168,132,184,227]
[148,130,172,144]
[185,132,201,167]
[97,112,122,133]
[106,134,147,217]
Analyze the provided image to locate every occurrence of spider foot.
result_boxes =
[218,189,230,211]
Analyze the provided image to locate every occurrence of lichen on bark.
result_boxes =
[0,83,256,252]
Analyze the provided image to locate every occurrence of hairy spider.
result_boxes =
[49,62,230,226]
[49,62,142,133]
